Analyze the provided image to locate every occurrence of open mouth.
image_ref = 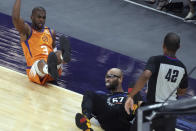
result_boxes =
[106,82,110,87]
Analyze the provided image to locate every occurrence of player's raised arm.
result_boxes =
[12,0,30,36]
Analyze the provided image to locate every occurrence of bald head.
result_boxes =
[107,68,123,78]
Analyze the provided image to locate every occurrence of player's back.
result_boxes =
[147,55,187,104]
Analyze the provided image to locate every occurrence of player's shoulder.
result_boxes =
[109,92,128,97]
[43,26,54,33]
[176,60,187,70]
[147,55,163,65]
[164,56,187,69]
[149,55,164,60]
[44,26,54,31]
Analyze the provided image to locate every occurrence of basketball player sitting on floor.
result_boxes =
[75,68,142,131]
[12,0,71,85]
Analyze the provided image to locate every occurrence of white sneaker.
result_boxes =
[185,12,195,20]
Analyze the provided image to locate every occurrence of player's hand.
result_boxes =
[124,96,134,115]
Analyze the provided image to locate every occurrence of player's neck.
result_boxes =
[112,86,124,93]
[32,25,43,32]
[164,52,176,58]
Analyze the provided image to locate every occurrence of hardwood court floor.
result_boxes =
[0,66,102,131]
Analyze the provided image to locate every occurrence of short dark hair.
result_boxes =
[32,6,46,15]
[163,32,180,52]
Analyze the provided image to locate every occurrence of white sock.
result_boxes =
[57,64,62,69]
[43,65,48,74]
[53,47,57,52]
[34,60,46,78]
[60,53,63,61]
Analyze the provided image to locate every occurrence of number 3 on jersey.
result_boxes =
[165,69,179,83]
[41,45,49,55]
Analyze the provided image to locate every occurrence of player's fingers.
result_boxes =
[124,97,134,115]
[130,98,134,110]
[125,99,131,114]
[125,103,130,115]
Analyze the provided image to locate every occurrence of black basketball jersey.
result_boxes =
[145,55,188,104]
[82,91,142,131]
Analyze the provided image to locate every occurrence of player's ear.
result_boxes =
[31,13,34,21]
[163,43,167,53]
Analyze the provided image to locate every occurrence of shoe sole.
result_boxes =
[47,52,58,80]
[75,113,88,130]
[59,36,71,63]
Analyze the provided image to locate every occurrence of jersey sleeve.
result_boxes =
[145,56,157,74]
[179,68,188,89]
